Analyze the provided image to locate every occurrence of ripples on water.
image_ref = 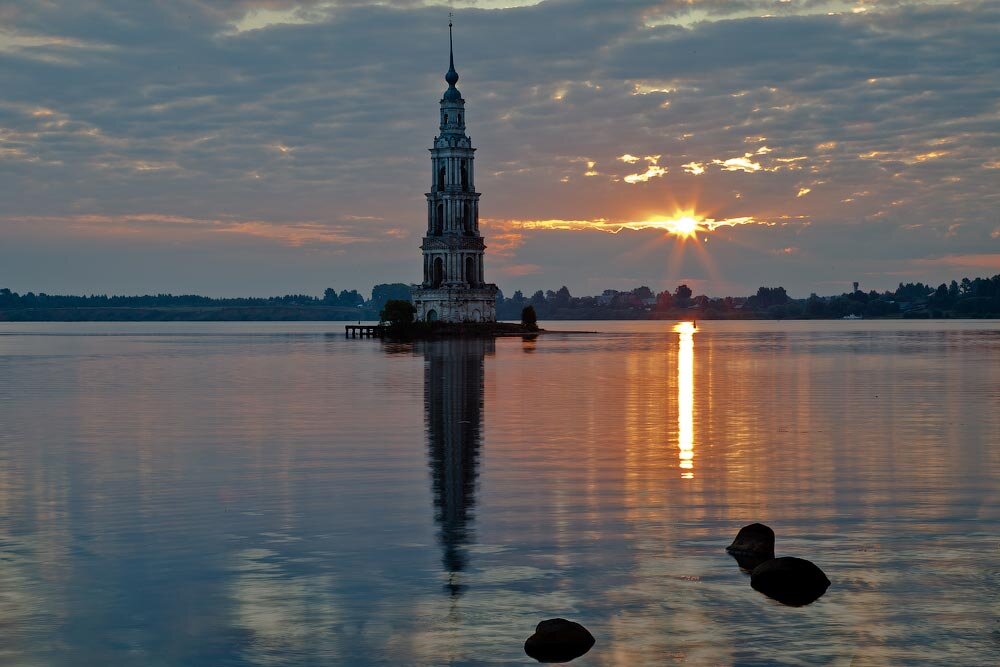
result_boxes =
[0,321,997,665]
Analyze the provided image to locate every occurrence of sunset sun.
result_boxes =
[670,215,700,238]
[637,211,707,239]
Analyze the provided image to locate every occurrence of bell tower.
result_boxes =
[412,21,498,323]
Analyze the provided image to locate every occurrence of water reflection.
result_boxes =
[419,339,494,596]
[0,322,997,664]
[673,322,697,478]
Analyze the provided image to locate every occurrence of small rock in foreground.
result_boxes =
[726,523,776,571]
[524,618,595,663]
[750,556,831,606]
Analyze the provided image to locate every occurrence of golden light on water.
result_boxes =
[674,321,697,478]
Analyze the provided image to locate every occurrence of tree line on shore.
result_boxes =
[495,274,1000,320]
[2,274,998,320]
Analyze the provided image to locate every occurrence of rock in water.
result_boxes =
[726,523,776,571]
[750,556,831,606]
[524,618,595,663]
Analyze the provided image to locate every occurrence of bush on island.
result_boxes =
[380,299,416,328]
[521,305,538,330]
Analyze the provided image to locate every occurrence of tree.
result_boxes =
[530,290,546,307]
[933,283,949,305]
[521,305,538,330]
[752,286,790,308]
[380,299,416,327]
[674,284,692,303]
[632,286,653,301]
[370,283,411,311]
[323,288,339,305]
[339,289,364,307]
[655,290,674,311]
[554,285,572,307]
[805,293,826,317]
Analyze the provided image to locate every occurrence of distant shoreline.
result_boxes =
[0,306,373,322]
[1,306,994,322]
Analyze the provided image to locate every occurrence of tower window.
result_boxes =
[433,257,444,287]
[458,113,462,124]
[443,113,448,124]
[438,166,446,190]
[461,162,469,190]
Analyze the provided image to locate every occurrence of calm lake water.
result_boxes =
[0,320,997,666]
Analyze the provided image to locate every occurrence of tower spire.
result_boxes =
[445,15,459,87]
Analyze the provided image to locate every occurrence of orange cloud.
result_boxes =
[914,253,1000,270]
[494,263,543,277]
[486,214,775,237]
[3,213,373,247]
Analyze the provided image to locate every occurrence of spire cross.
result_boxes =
[448,14,455,71]
[445,13,459,87]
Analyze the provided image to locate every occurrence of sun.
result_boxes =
[635,210,706,239]
[671,216,700,238]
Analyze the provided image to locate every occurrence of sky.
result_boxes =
[1,0,998,299]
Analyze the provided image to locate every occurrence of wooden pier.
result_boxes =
[345,324,385,338]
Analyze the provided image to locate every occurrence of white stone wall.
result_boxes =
[412,286,498,323]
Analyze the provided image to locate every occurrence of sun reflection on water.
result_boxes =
[673,321,697,477]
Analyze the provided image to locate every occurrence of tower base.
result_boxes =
[411,285,498,323]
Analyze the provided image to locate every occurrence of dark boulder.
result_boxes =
[750,556,830,606]
[524,618,595,663]
[726,523,775,572]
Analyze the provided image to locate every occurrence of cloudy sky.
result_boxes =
[1,0,997,298]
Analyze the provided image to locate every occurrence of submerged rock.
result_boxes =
[750,556,831,606]
[524,618,595,663]
[726,523,776,571]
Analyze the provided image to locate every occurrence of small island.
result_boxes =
[362,301,546,339]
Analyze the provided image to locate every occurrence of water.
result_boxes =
[0,320,997,665]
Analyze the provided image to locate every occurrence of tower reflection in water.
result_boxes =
[419,338,494,596]
[673,322,696,478]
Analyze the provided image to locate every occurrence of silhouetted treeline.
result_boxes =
[2,275,998,321]
[0,283,410,321]
[495,274,1000,320]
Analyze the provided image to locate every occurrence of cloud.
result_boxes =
[490,214,773,236]
[623,164,667,184]
[1,213,380,246]
[713,155,762,173]
[914,254,1000,270]
[682,162,704,175]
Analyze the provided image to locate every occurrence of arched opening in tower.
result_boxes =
[465,257,476,287]
[463,203,473,235]
[433,257,444,288]
[460,162,469,190]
